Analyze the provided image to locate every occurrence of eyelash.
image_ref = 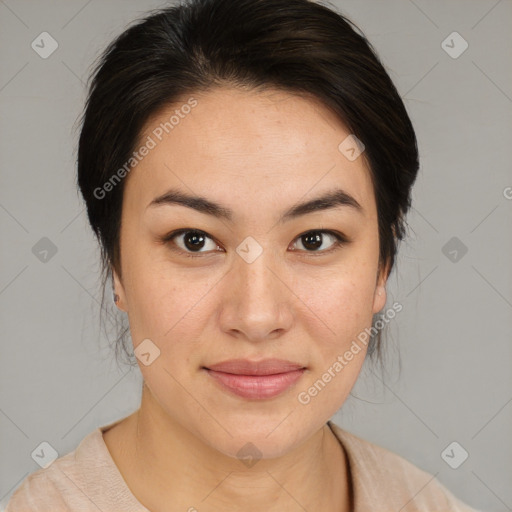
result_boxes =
[161,228,350,259]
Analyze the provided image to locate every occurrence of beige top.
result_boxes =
[6,418,480,511]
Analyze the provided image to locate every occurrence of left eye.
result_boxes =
[162,229,347,258]
[290,230,346,253]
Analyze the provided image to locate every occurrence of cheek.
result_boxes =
[126,269,217,342]
[291,269,376,415]
[295,262,378,343]
[123,224,379,360]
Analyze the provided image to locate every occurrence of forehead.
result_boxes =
[125,87,375,217]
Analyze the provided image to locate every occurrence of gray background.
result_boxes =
[1,0,511,510]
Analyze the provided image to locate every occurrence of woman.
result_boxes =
[6,0,481,510]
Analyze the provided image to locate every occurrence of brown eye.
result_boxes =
[164,229,221,257]
[162,228,348,259]
[291,230,347,254]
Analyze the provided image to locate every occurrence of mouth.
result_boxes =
[202,359,306,400]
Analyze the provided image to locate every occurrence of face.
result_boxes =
[112,87,388,459]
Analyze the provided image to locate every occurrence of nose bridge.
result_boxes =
[221,238,293,339]
[236,239,282,305]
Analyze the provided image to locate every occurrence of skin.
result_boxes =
[106,86,389,511]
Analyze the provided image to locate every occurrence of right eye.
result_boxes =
[162,229,223,258]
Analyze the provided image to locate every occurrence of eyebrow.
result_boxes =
[146,187,363,223]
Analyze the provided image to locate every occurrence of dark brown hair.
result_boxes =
[77,0,419,368]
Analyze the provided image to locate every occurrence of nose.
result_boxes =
[218,245,294,343]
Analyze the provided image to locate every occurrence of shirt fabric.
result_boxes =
[6,417,481,511]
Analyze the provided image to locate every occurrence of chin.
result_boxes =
[193,411,319,462]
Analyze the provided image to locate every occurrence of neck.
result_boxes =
[105,386,352,512]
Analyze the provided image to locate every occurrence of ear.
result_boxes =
[112,267,128,312]
[372,261,389,314]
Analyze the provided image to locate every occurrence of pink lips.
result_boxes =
[204,359,306,400]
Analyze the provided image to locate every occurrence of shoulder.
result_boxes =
[328,421,481,511]
[5,445,87,511]
[5,420,142,512]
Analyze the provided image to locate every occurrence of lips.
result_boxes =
[203,359,306,400]
[205,358,304,375]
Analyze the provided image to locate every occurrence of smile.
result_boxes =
[203,359,306,400]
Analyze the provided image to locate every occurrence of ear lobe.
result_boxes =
[112,268,128,312]
[372,261,389,313]
[372,284,387,313]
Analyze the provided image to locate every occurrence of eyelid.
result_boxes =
[162,228,222,258]
[290,229,349,255]
[161,228,350,258]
